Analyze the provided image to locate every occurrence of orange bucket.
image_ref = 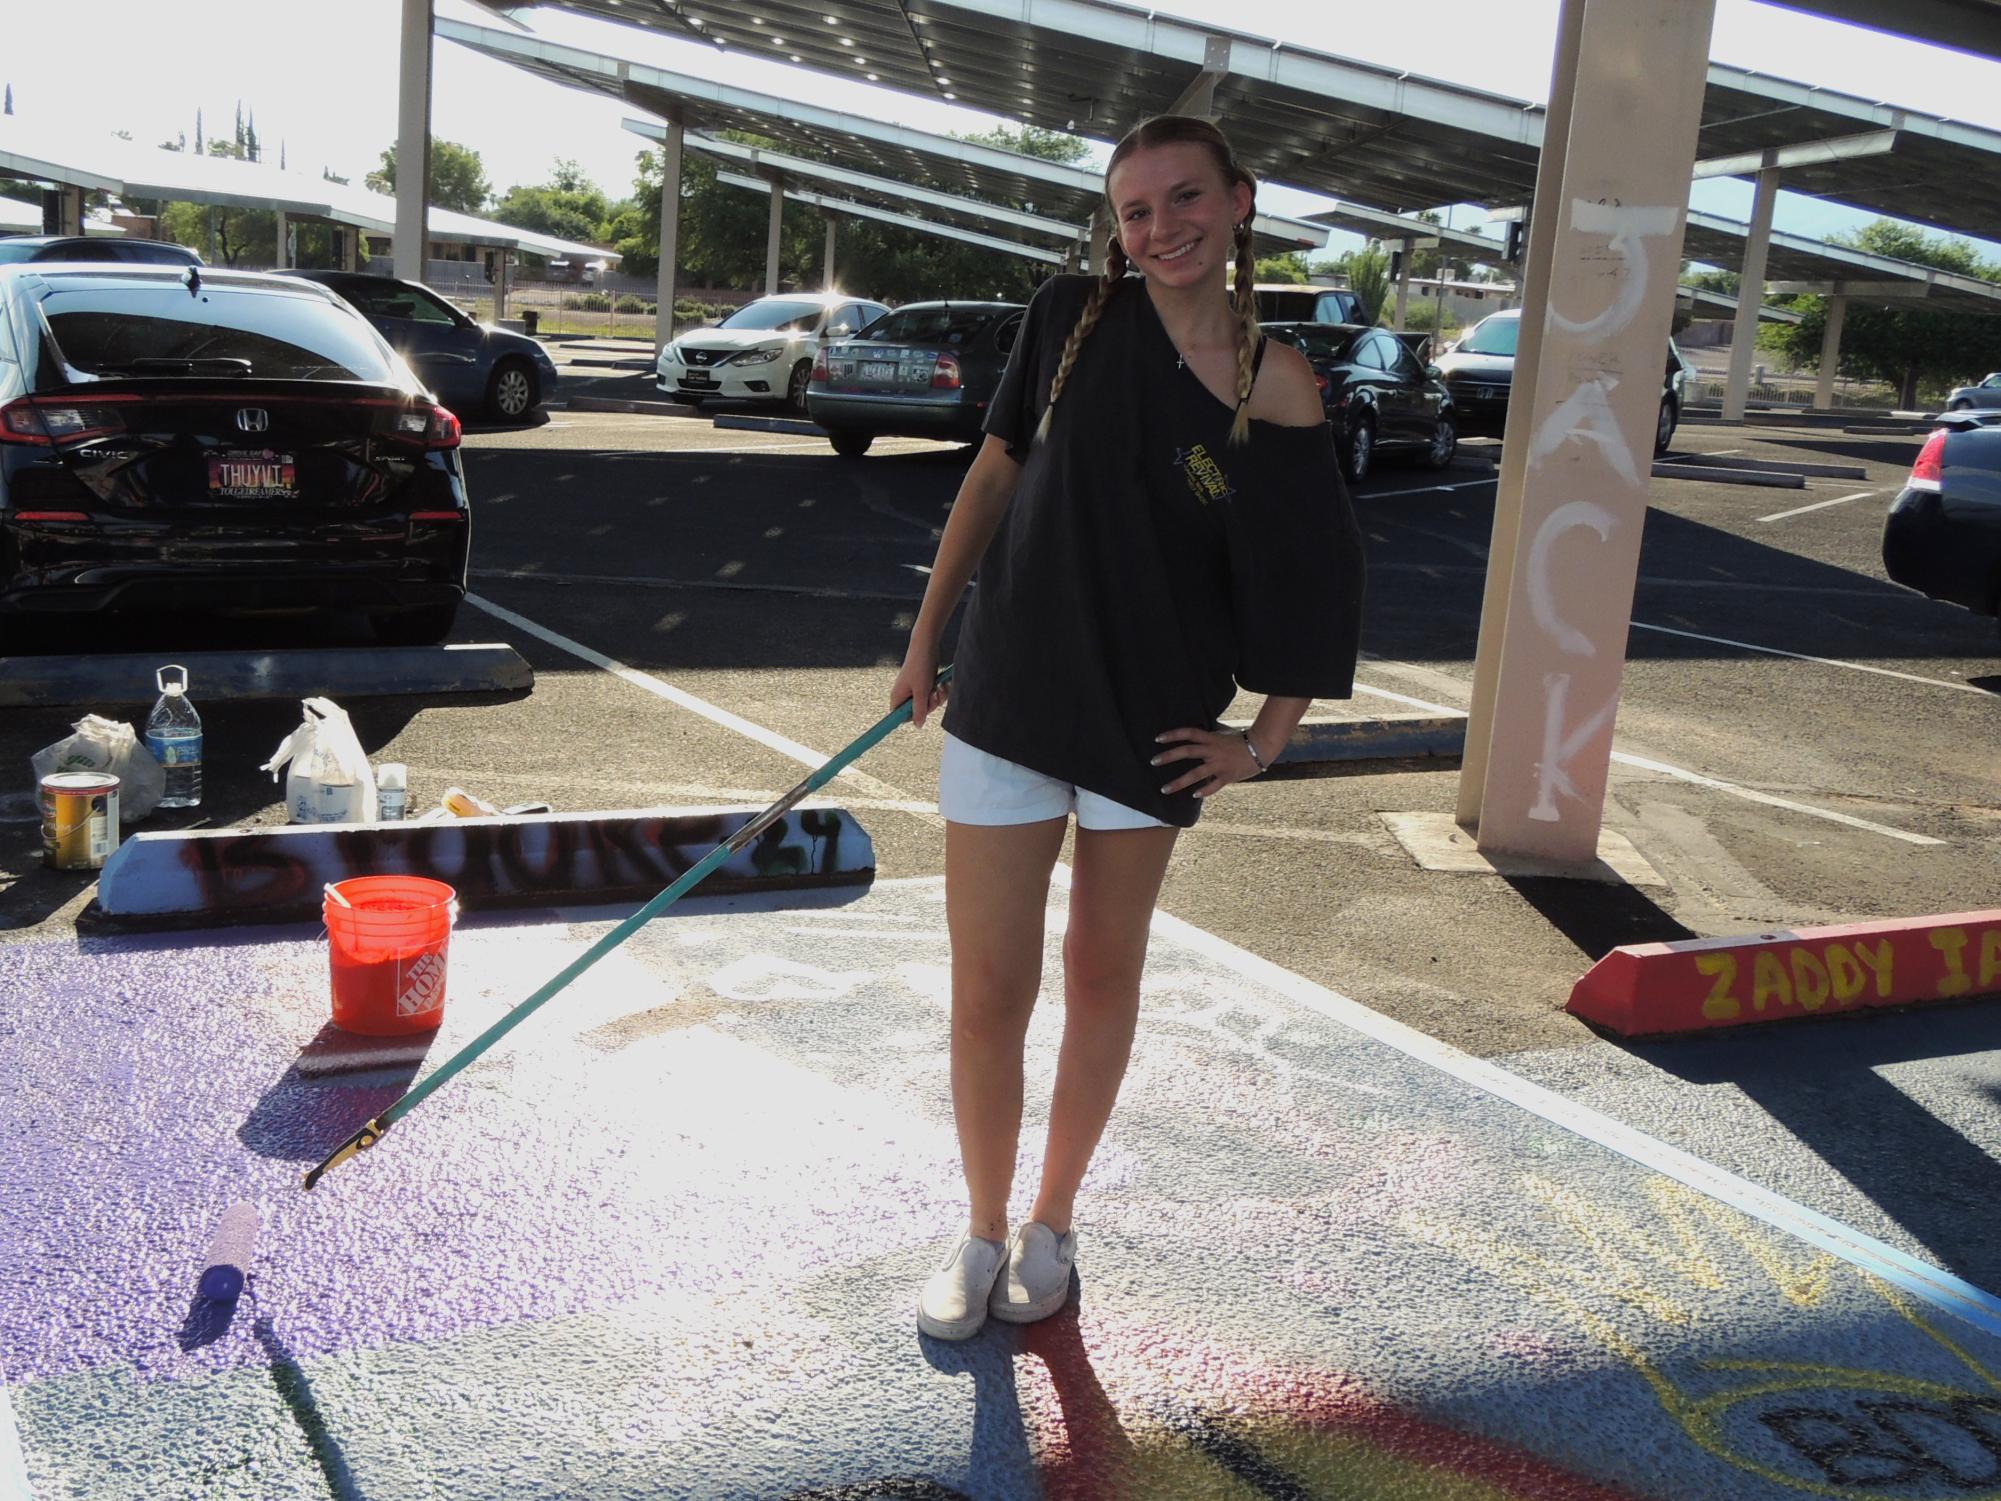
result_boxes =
[323,876,457,1035]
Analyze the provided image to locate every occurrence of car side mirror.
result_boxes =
[1425,364,1442,379]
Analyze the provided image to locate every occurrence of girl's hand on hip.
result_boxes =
[891,648,948,728]
[1152,726,1263,798]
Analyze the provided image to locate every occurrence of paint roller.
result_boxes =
[301,665,953,1190]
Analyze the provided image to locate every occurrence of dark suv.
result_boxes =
[1433,308,1689,454]
[0,264,469,644]
[0,235,203,267]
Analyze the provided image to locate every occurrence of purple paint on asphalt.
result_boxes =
[0,931,966,1386]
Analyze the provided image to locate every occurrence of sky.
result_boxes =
[6,0,2001,265]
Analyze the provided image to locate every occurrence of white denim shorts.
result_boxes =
[937,732,1169,831]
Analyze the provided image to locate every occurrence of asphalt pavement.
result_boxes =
[3,381,1999,1499]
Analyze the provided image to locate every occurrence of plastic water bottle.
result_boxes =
[145,664,203,809]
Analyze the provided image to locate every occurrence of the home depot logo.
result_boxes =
[397,952,447,1016]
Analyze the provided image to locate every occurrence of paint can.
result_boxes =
[40,771,120,870]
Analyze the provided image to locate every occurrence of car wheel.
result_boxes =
[487,360,538,423]
[1423,414,1457,471]
[787,360,813,414]
[371,601,460,646]
[1655,396,1677,455]
[829,431,874,459]
[1950,398,1973,411]
[1344,414,1376,483]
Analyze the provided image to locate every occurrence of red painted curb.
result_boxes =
[1568,910,2001,1037]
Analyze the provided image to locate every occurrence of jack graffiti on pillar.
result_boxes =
[1761,1398,2001,1493]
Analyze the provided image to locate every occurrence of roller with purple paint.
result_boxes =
[198,1201,257,1301]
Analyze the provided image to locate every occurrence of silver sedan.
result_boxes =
[1946,373,2001,410]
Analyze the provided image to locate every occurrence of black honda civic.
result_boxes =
[0,263,469,645]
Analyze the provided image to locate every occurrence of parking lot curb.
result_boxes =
[1567,909,2001,1037]
[712,414,824,437]
[88,804,876,928]
[1649,461,1804,489]
[0,644,533,708]
[1221,712,1467,765]
[1658,453,1868,480]
[567,395,701,417]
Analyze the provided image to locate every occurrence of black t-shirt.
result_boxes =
[942,273,1366,829]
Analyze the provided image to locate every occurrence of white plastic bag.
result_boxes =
[32,714,164,823]
[260,697,378,825]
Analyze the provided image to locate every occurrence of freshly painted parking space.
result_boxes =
[7,879,2001,1499]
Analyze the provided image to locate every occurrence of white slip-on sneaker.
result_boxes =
[988,1222,1077,1324]
[916,1233,1008,1341]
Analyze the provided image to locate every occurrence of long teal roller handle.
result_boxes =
[303,665,952,1190]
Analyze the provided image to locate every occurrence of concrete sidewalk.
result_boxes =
[4,879,1999,1499]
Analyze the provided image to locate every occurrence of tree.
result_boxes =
[157,138,277,266]
[194,108,203,155]
[1255,252,1310,285]
[1342,246,1390,325]
[1753,219,2001,407]
[4,84,12,116]
[493,163,613,245]
[951,123,1091,167]
[368,139,491,215]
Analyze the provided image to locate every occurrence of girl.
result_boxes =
[890,115,1366,1341]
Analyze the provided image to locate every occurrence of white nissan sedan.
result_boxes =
[657,292,889,412]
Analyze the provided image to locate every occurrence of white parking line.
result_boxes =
[1347,671,1944,845]
[1630,620,1992,696]
[472,569,920,604]
[463,593,917,811]
[1379,476,1499,499]
[0,1379,30,1501]
[1757,488,1877,522]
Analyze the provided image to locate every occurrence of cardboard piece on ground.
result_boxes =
[1380,810,1666,887]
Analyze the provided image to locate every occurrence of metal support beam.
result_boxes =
[1459,0,1715,863]
[1722,165,1781,421]
[56,184,82,237]
[1089,206,1109,273]
[393,0,433,283]
[1393,249,1413,332]
[273,209,288,268]
[340,227,358,271]
[1813,294,1847,409]
[1692,128,1899,180]
[823,209,837,289]
[654,107,683,351]
[493,249,510,322]
[1168,36,1231,119]
[764,173,784,296]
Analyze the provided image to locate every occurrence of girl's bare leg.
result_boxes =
[1029,824,1179,1236]
[945,816,1070,1242]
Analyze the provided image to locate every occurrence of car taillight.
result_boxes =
[1910,428,1946,492]
[1314,373,1329,396]
[931,354,962,391]
[811,354,829,381]
[392,404,461,449]
[0,396,131,446]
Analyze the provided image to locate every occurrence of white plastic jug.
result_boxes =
[260,698,379,825]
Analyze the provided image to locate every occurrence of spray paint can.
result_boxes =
[375,763,408,822]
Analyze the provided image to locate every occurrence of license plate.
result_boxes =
[860,361,898,381]
[680,374,717,388]
[207,449,297,499]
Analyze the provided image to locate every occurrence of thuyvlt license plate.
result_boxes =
[860,361,898,381]
[208,450,297,498]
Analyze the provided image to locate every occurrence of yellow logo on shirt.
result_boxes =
[1175,444,1234,506]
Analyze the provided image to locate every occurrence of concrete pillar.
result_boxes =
[1812,293,1847,410]
[340,226,359,271]
[58,185,83,237]
[273,209,288,269]
[1089,207,1110,274]
[764,175,784,296]
[206,205,217,262]
[823,211,838,289]
[1063,241,1083,273]
[493,250,510,322]
[1458,0,1715,863]
[392,0,433,283]
[1393,247,1412,332]
[654,108,683,350]
[1721,164,1781,422]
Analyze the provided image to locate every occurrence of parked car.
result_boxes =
[274,269,558,423]
[806,300,1026,457]
[0,235,202,267]
[0,264,469,644]
[1945,374,2001,411]
[1253,284,1367,325]
[658,292,890,412]
[1262,321,1456,481]
[1881,414,2001,634]
[1433,308,1688,455]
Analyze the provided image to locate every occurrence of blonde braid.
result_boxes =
[1035,238,1129,444]
[1228,214,1259,447]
